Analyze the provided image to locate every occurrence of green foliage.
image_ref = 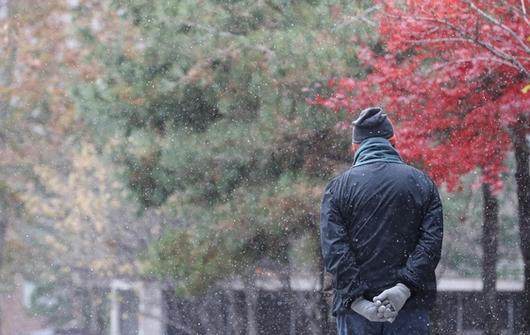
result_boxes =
[28,277,110,332]
[73,0,372,294]
[29,280,77,327]
[147,173,324,293]
[146,226,235,295]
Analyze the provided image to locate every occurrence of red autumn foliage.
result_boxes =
[315,0,530,191]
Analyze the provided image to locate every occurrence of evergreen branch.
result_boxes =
[264,0,288,19]
[177,20,276,58]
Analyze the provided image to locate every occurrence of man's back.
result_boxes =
[330,160,438,297]
[320,137,442,318]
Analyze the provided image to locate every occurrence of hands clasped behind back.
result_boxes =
[350,297,397,323]
[373,283,411,314]
[351,283,411,323]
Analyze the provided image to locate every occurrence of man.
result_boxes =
[320,107,443,334]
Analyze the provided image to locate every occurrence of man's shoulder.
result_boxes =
[398,163,440,199]
[326,162,436,187]
[367,160,434,182]
[324,171,347,189]
[353,160,437,188]
[402,163,436,185]
[323,168,357,194]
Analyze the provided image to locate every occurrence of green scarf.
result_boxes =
[353,137,403,167]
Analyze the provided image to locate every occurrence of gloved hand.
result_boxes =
[372,283,411,314]
[351,297,397,322]
[374,299,396,323]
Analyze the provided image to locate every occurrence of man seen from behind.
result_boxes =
[320,107,443,334]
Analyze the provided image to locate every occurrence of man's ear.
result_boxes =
[352,143,359,154]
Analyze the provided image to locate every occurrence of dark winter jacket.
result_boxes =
[319,137,443,316]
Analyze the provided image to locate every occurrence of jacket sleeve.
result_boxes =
[397,179,443,291]
[320,179,365,309]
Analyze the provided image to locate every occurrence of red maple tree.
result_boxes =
[316,0,529,189]
[315,1,530,333]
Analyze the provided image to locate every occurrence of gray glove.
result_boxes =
[374,299,396,323]
[372,283,411,314]
[351,297,397,322]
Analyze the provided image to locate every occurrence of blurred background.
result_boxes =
[0,0,528,334]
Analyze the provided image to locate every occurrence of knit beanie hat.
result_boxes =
[352,107,394,144]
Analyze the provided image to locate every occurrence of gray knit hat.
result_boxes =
[352,107,394,144]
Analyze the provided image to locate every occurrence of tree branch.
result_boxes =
[385,13,530,78]
[264,0,288,18]
[336,5,380,28]
[426,57,516,74]
[520,0,530,26]
[464,0,530,55]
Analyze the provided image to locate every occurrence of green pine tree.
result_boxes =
[73,0,374,294]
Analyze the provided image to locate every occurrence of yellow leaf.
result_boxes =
[522,84,530,94]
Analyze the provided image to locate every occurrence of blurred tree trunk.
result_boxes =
[0,191,9,335]
[244,277,259,335]
[481,183,499,335]
[283,238,322,335]
[295,290,322,335]
[0,191,8,278]
[277,241,297,335]
[0,1,17,330]
[280,257,296,335]
[225,288,244,335]
[0,0,17,260]
[318,254,330,335]
[512,116,530,334]
[0,0,17,130]
[198,293,218,335]
[82,286,100,335]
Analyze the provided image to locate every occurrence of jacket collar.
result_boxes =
[353,137,403,167]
